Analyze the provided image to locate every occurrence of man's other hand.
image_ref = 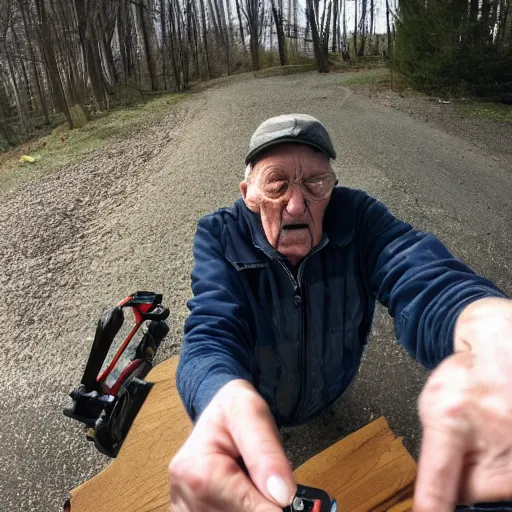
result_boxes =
[169,379,296,512]
[414,297,512,511]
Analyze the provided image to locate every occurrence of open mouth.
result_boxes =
[283,224,309,231]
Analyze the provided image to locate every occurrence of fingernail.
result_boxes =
[266,475,293,506]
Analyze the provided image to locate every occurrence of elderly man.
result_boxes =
[169,114,512,512]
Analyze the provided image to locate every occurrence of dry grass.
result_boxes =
[0,93,188,191]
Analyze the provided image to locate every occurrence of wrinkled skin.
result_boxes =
[414,297,512,511]
[240,144,334,266]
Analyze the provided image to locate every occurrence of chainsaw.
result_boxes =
[63,291,170,458]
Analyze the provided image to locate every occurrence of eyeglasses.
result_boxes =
[258,172,338,201]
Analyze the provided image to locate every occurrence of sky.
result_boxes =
[268,0,395,36]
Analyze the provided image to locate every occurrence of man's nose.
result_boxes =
[285,184,306,216]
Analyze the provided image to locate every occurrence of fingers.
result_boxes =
[413,425,467,512]
[458,438,512,503]
[414,354,472,512]
[170,453,283,512]
[223,382,296,507]
[169,379,292,512]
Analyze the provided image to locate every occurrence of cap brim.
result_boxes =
[245,138,334,165]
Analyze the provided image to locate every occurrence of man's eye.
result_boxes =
[265,180,288,196]
[304,178,327,192]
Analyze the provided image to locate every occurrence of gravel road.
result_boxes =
[1,71,511,511]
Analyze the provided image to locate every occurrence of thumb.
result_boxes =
[224,387,296,508]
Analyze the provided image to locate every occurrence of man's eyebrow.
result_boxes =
[260,165,287,175]
[303,169,332,177]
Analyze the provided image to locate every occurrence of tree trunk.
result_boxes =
[198,0,212,76]
[219,0,231,74]
[271,0,288,65]
[75,0,109,106]
[332,0,338,52]
[245,0,261,70]
[208,0,223,47]
[160,0,169,89]
[358,0,367,56]
[369,0,373,51]
[225,0,234,45]
[342,0,346,44]
[489,0,499,42]
[137,0,159,91]
[353,0,357,59]
[306,0,329,72]
[11,21,34,116]
[19,0,50,124]
[168,0,182,90]
[98,1,118,86]
[323,1,332,57]
[5,38,30,133]
[117,0,134,84]
[57,0,88,102]
[191,1,201,78]
[35,0,73,127]
[496,0,509,47]
[385,0,391,59]
[178,0,189,89]
[249,26,260,70]
[235,0,246,51]
[0,79,17,146]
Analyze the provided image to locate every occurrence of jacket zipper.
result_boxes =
[277,257,310,420]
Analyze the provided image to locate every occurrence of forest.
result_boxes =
[0,0,510,151]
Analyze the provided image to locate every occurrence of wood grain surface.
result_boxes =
[68,357,416,512]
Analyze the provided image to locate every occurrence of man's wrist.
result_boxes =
[453,297,512,353]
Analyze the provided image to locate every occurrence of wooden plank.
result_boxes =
[387,498,414,512]
[292,417,416,511]
[68,357,417,512]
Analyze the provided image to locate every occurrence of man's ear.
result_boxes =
[240,180,248,200]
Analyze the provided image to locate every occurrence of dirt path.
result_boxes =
[1,71,511,511]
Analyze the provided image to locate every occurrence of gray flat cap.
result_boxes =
[245,114,336,165]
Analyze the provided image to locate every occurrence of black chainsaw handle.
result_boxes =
[81,306,124,390]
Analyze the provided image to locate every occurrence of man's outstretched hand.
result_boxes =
[414,297,512,512]
[168,379,296,512]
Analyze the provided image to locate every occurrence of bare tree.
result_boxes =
[271,0,288,65]
[35,0,73,126]
[306,0,329,72]
[332,0,338,52]
[353,0,357,58]
[243,0,264,70]
[234,0,246,51]
[136,0,159,91]
[198,0,212,76]
[385,0,391,59]
[2,0,32,133]
[19,0,50,124]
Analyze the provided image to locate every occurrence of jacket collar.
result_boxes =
[230,187,355,268]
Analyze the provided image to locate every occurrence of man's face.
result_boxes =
[241,144,336,266]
